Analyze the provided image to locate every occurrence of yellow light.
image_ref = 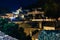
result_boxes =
[43,26,55,30]
[21,15,24,18]
[58,17,60,21]
[35,39,38,40]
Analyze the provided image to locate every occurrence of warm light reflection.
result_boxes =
[58,17,60,21]
[44,26,55,30]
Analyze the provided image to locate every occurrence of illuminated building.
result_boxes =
[27,9,56,30]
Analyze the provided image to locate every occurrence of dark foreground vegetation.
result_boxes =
[0,17,32,40]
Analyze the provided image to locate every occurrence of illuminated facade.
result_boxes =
[27,9,56,30]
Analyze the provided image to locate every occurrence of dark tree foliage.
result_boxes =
[0,18,32,40]
[2,23,18,35]
[0,18,8,30]
[26,35,32,40]
[17,27,27,40]
[25,0,60,18]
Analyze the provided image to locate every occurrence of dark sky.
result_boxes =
[0,0,38,11]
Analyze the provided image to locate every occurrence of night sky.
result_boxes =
[0,0,38,11]
[0,0,60,17]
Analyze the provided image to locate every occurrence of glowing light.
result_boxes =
[12,7,22,14]
[21,15,24,18]
[12,11,19,14]
[15,15,18,17]
[9,17,16,21]
[58,17,60,21]
[35,39,38,40]
[44,26,55,30]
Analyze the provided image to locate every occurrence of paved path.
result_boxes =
[0,31,18,40]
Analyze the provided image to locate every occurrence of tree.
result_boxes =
[0,18,8,30]
[43,0,59,17]
[36,0,59,17]
[2,22,18,36]
[0,18,8,25]
[0,18,31,40]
